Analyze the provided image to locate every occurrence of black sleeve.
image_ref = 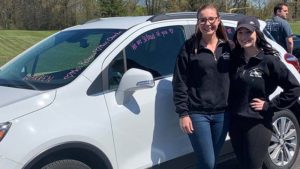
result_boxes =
[263,56,300,112]
[172,42,190,117]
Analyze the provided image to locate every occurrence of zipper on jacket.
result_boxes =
[200,39,225,62]
[213,40,225,61]
[213,53,217,61]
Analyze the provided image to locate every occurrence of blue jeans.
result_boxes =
[188,112,229,169]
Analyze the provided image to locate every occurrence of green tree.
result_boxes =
[98,0,125,17]
[145,0,161,14]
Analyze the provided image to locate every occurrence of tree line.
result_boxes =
[0,0,299,30]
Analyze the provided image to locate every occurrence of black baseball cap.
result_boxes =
[236,16,260,32]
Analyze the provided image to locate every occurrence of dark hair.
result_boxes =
[194,4,228,52]
[274,3,288,15]
[232,29,279,58]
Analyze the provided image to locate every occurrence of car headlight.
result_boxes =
[0,122,11,142]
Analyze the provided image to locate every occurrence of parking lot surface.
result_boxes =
[217,153,300,169]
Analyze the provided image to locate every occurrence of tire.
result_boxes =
[41,159,91,169]
[263,110,300,169]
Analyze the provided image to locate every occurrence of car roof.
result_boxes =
[65,16,152,30]
[65,12,245,30]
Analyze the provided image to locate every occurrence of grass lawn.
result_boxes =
[290,21,300,35]
[0,30,56,66]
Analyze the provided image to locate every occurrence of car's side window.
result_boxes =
[108,51,126,90]
[224,26,235,40]
[107,26,186,90]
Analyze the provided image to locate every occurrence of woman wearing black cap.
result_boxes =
[228,16,300,169]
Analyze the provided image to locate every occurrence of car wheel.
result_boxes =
[41,159,91,169]
[263,110,300,169]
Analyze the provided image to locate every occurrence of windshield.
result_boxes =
[0,29,124,90]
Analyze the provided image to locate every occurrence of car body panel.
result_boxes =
[0,76,118,169]
[101,21,192,169]
[66,16,152,30]
[0,13,299,169]
[0,87,55,122]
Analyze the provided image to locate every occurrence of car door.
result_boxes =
[102,23,194,169]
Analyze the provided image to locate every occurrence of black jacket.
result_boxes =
[229,51,300,119]
[172,36,231,117]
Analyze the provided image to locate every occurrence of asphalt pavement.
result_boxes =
[217,153,300,169]
[291,153,300,169]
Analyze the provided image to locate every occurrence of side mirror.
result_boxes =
[116,68,154,105]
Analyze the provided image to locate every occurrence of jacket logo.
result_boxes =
[221,52,230,60]
[249,68,263,78]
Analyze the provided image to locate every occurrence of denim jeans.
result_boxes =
[188,112,229,169]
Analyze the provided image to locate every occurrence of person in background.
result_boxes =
[172,4,231,169]
[266,2,294,53]
[229,16,300,169]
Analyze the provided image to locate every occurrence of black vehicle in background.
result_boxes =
[294,34,300,59]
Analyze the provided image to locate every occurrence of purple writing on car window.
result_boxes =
[131,28,174,50]
[94,31,123,52]
[64,67,82,80]
[63,31,123,80]
[23,74,54,83]
[226,28,232,34]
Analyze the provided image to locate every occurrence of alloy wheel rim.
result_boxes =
[268,117,297,166]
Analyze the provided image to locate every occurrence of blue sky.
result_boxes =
[138,0,145,6]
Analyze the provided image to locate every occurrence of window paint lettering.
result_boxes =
[168,28,174,34]
[155,31,161,37]
[64,67,82,80]
[23,74,54,83]
[142,35,148,43]
[131,43,138,50]
[78,53,95,67]
[146,33,156,40]
[131,28,174,50]
[95,31,123,52]
[226,28,232,34]
[136,39,143,46]
[63,31,123,80]
[161,30,168,37]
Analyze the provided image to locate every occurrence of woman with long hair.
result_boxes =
[172,4,231,169]
[228,16,300,169]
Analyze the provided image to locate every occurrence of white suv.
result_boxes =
[0,12,300,169]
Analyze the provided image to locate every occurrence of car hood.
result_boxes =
[0,86,56,122]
